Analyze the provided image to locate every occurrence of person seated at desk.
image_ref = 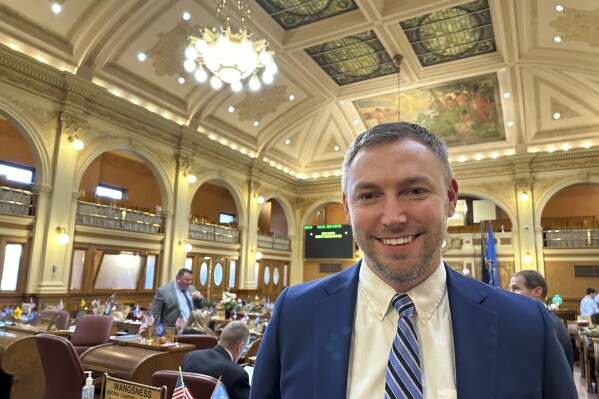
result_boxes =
[181,321,250,399]
[181,309,214,335]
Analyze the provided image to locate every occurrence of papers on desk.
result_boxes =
[112,334,142,341]
[244,366,254,386]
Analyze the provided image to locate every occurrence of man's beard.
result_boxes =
[354,218,447,287]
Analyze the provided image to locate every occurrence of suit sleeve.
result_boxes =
[249,287,288,399]
[231,369,251,399]
[151,286,165,321]
[540,303,577,398]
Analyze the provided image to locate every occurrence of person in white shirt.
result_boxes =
[580,287,597,316]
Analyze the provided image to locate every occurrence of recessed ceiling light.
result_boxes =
[547,145,555,153]
[178,77,185,84]
[288,95,295,101]
[555,5,564,12]
[503,92,511,98]
[284,139,291,145]
[475,154,483,161]
[228,106,235,113]
[353,119,360,126]
[137,52,147,62]
[333,145,340,152]
[458,156,466,163]
[339,100,344,105]
[553,112,561,119]
[562,144,569,151]
[51,2,62,14]
[182,11,191,20]
[554,36,562,43]
[491,152,499,159]
[583,141,591,149]
[506,121,514,127]
[253,121,259,127]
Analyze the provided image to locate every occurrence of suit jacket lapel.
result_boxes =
[313,263,361,399]
[446,265,498,398]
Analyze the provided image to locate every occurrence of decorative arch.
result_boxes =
[535,176,599,226]
[190,173,247,225]
[457,187,518,230]
[300,197,344,229]
[257,194,297,235]
[0,103,52,187]
[73,140,174,211]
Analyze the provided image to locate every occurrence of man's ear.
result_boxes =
[532,287,543,301]
[446,178,459,217]
[343,193,351,226]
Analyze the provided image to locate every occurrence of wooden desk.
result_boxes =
[81,340,194,385]
[111,320,142,336]
[0,329,44,399]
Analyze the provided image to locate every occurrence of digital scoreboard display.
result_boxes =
[304,224,354,259]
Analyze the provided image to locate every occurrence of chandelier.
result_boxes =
[183,0,277,92]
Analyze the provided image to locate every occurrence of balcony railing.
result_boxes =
[188,221,239,244]
[257,233,291,251]
[76,201,162,233]
[543,229,599,248]
[0,185,34,216]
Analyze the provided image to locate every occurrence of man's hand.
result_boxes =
[191,290,203,300]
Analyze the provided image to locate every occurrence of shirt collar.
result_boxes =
[359,259,447,325]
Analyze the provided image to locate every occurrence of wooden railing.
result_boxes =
[0,185,34,216]
[188,221,239,243]
[257,233,291,251]
[76,201,162,233]
[543,229,599,248]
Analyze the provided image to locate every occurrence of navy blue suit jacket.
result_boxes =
[250,261,576,398]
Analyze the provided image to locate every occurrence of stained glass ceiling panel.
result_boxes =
[255,0,358,30]
[305,30,398,86]
[400,0,496,67]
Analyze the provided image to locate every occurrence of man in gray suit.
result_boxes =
[152,268,203,327]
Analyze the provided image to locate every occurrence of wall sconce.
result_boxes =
[255,250,263,260]
[68,134,84,151]
[179,240,192,253]
[55,226,70,245]
[519,192,529,202]
[523,252,533,263]
[183,171,197,184]
[256,196,265,204]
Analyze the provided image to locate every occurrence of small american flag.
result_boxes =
[173,369,194,399]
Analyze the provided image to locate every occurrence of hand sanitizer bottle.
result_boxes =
[81,371,94,399]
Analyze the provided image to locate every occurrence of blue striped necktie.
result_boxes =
[385,293,423,399]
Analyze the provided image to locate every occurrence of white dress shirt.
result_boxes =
[347,260,457,399]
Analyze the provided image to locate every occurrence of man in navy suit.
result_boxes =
[182,321,251,399]
[151,268,203,327]
[250,122,576,398]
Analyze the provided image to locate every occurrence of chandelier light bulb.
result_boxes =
[184,47,198,61]
[210,75,223,89]
[262,71,273,84]
[186,173,197,184]
[55,226,70,245]
[51,2,62,14]
[265,62,277,75]
[184,59,197,73]
[249,75,261,91]
[194,68,208,82]
[231,80,243,92]
[255,250,263,260]
[259,50,272,65]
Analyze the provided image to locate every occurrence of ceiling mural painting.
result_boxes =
[354,73,504,147]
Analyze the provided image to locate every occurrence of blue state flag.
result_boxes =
[486,222,500,287]
[210,380,229,399]
[154,319,166,337]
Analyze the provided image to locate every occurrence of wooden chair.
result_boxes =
[176,334,218,350]
[239,337,262,365]
[69,315,113,355]
[151,370,222,399]
[35,334,101,399]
